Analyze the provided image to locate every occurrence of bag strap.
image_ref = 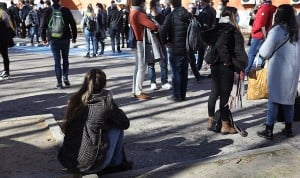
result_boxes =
[228,111,248,137]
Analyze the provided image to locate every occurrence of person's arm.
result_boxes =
[41,8,51,42]
[138,12,157,31]
[259,26,281,60]
[158,13,171,44]
[66,8,77,43]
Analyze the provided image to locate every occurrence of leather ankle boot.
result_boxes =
[282,123,293,137]
[207,117,214,131]
[221,121,237,134]
[257,124,274,140]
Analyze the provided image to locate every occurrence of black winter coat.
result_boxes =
[159,7,191,56]
[41,4,77,41]
[107,7,122,30]
[201,23,248,72]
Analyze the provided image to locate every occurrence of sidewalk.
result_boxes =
[1,37,300,178]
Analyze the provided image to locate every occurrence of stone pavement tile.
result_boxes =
[0,116,65,178]
[102,144,300,178]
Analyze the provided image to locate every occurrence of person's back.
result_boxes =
[108,6,122,30]
[160,6,191,55]
[41,1,77,42]
[58,69,132,175]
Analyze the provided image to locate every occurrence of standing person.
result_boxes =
[245,0,276,78]
[257,4,300,140]
[147,0,172,91]
[120,6,129,48]
[82,3,98,58]
[58,69,132,176]
[107,3,122,53]
[26,5,40,44]
[41,0,77,89]
[129,0,158,100]
[96,3,106,55]
[205,7,248,134]
[0,6,14,80]
[247,2,261,46]
[186,2,201,82]
[20,0,31,38]
[7,1,21,37]
[159,0,191,102]
[196,0,216,73]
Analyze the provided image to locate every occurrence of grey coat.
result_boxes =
[259,25,300,105]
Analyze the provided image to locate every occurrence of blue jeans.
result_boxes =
[245,38,264,75]
[50,39,70,84]
[169,54,189,99]
[99,127,124,170]
[110,28,121,51]
[84,28,97,55]
[30,26,39,43]
[147,46,169,84]
[266,101,294,125]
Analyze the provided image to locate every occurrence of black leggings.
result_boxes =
[208,63,234,121]
[0,45,9,74]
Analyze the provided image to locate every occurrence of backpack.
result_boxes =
[186,17,204,51]
[86,16,97,32]
[48,7,65,38]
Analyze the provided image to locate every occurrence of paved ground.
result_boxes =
[1,36,300,178]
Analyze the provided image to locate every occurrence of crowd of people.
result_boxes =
[1,0,300,176]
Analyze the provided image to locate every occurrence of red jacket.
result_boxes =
[129,8,157,41]
[251,3,276,40]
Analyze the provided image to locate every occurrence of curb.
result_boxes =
[44,114,65,147]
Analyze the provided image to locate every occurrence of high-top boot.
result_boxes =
[207,117,215,131]
[282,123,293,137]
[221,121,237,134]
[257,124,274,140]
[117,46,122,53]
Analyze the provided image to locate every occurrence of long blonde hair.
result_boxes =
[63,68,107,132]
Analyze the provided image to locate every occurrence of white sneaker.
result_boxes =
[150,83,158,90]
[162,83,172,90]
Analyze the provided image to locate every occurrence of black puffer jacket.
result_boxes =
[159,7,191,56]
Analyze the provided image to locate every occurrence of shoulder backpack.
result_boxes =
[48,7,65,38]
[186,17,204,52]
[87,16,97,32]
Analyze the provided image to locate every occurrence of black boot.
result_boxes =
[117,46,122,53]
[282,123,293,137]
[257,124,274,140]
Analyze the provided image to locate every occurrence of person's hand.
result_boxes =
[72,39,76,43]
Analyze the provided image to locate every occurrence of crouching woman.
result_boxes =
[58,68,132,176]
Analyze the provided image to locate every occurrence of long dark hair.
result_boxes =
[273,4,298,43]
[62,68,107,132]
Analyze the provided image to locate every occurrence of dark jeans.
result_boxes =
[110,28,120,51]
[208,63,234,121]
[147,46,169,84]
[0,45,9,74]
[30,26,39,43]
[169,54,189,99]
[188,51,200,79]
[121,27,129,47]
[196,47,205,71]
[50,39,70,84]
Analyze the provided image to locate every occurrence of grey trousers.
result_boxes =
[132,41,147,95]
